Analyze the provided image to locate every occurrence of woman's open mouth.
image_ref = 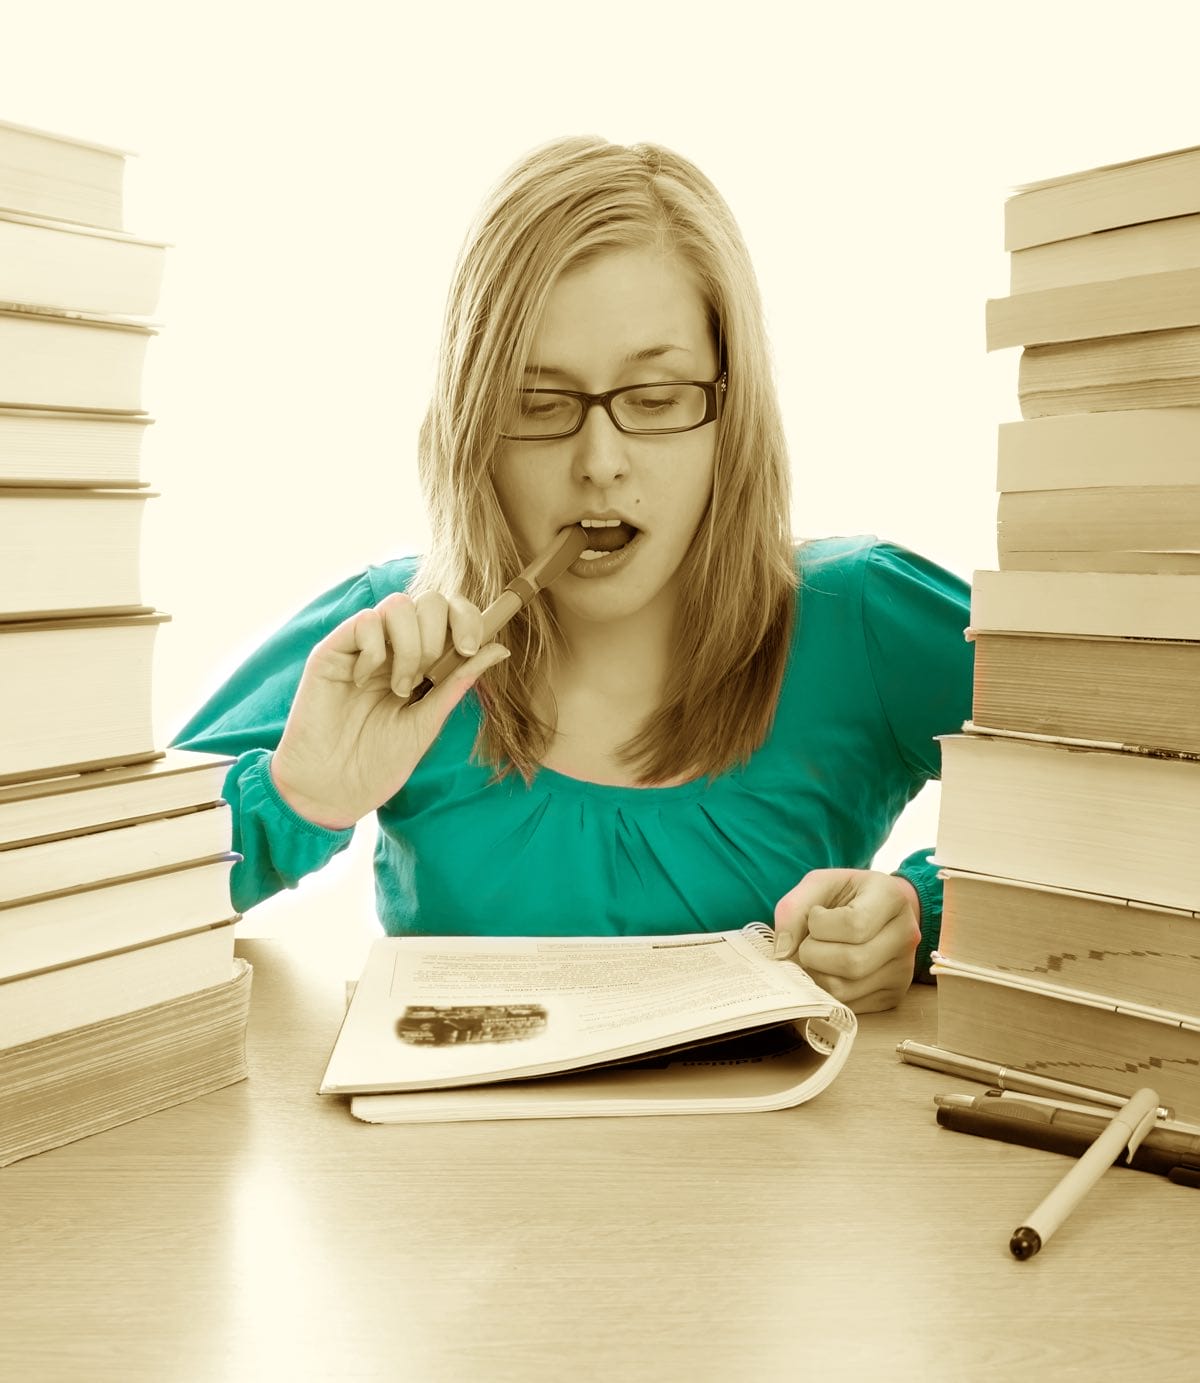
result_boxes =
[569,522,643,578]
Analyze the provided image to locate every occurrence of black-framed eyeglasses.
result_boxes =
[499,373,727,441]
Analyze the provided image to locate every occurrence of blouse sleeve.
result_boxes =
[170,571,382,914]
[860,542,974,982]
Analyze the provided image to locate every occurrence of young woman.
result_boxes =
[173,136,973,1013]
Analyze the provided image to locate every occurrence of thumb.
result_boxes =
[409,643,511,721]
[773,869,848,960]
[773,877,818,960]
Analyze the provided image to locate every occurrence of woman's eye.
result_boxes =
[629,392,680,412]
[520,395,570,417]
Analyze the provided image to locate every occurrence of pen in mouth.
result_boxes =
[405,527,589,701]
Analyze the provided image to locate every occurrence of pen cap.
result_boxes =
[1010,1227,1042,1260]
[1118,1087,1161,1158]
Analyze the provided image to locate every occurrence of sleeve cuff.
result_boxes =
[892,847,942,985]
[229,751,355,912]
[257,751,356,842]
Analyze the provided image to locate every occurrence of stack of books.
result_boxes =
[931,145,1200,1123]
[0,118,250,1166]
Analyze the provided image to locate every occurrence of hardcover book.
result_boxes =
[0,959,252,1167]
[0,406,151,487]
[0,210,166,316]
[0,612,168,783]
[932,956,1200,1123]
[0,487,155,618]
[937,869,1200,1015]
[1004,144,1200,251]
[935,731,1200,912]
[0,749,233,848]
[0,304,154,412]
[1017,325,1200,418]
[0,117,128,230]
[1009,212,1200,294]
[969,630,1200,754]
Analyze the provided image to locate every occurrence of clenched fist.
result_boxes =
[772,868,921,1013]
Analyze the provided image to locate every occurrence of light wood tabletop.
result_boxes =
[2,937,1198,1383]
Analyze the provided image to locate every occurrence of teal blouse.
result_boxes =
[172,537,973,980]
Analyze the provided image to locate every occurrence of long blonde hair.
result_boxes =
[410,136,798,787]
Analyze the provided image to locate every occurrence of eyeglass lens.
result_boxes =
[506,383,709,438]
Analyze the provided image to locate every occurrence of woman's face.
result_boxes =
[492,245,720,631]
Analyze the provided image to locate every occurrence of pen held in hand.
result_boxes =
[404,526,590,705]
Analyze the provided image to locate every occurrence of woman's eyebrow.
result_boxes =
[522,345,690,381]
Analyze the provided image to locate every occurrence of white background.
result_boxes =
[7,0,1200,962]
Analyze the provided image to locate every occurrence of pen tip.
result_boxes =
[1009,1227,1042,1261]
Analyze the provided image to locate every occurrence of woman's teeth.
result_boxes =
[578,519,638,554]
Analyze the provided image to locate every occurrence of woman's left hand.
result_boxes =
[772,868,921,1014]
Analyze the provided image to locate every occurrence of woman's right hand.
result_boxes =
[269,591,511,829]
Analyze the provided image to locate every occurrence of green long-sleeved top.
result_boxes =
[172,536,973,979]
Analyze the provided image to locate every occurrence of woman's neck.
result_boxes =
[549,598,677,709]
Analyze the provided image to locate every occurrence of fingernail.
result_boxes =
[394,680,412,699]
[460,639,478,655]
[773,933,788,959]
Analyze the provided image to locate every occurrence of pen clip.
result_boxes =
[1126,1104,1159,1159]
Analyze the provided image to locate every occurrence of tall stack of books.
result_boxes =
[932,146,1200,1123]
[0,119,250,1166]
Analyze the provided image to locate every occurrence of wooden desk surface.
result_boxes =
[2,939,1197,1382]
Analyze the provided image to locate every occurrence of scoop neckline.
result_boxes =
[531,761,714,801]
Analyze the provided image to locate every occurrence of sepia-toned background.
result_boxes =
[7,0,1199,962]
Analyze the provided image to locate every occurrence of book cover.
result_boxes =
[0,749,233,848]
[935,730,1200,912]
[969,629,1200,754]
[1004,145,1200,251]
[0,853,239,979]
[0,922,238,1049]
[0,801,232,904]
[997,411,1200,493]
[937,869,1200,1014]
[932,956,1200,1122]
[1010,212,1200,294]
[970,568,1200,640]
[988,265,1200,350]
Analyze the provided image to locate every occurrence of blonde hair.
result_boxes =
[410,136,798,787]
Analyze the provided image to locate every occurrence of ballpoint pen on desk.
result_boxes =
[404,526,589,705]
[934,1090,1200,1185]
[1005,1086,1162,1259]
[896,1038,1176,1116]
[949,1087,1200,1140]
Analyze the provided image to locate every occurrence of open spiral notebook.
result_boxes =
[318,922,858,1123]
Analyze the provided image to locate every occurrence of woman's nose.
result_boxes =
[571,403,629,484]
